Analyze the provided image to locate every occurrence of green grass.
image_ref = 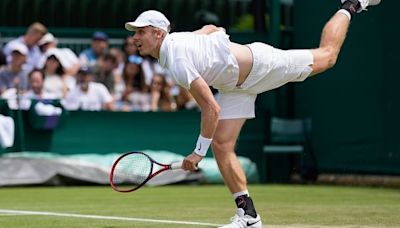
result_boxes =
[0,185,399,227]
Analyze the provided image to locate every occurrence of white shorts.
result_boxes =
[218,42,313,120]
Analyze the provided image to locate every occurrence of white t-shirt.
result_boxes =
[158,30,239,92]
[63,82,113,111]
[44,74,65,99]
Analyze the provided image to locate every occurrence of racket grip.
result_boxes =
[171,161,183,170]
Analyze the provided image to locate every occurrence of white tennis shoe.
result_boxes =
[219,208,262,228]
[341,0,381,13]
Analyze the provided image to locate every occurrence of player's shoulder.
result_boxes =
[165,32,196,54]
[168,31,196,40]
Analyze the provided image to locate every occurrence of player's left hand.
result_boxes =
[182,152,202,171]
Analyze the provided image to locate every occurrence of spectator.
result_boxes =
[38,32,80,76]
[92,52,117,94]
[109,47,125,77]
[38,32,58,53]
[0,43,29,94]
[150,73,176,112]
[112,36,138,83]
[122,36,138,57]
[42,51,70,99]
[79,31,109,68]
[63,67,115,111]
[116,55,150,111]
[3,22,47,72]
[23,69,57,100]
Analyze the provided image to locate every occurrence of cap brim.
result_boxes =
[125,22,150,31]
[38,38,57,46]
[45,49,68,68]
[11,49,27,55]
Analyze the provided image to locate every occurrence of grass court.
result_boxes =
[0,184,399,227]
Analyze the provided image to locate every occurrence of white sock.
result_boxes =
[338,9,352,21]
[232,190,249,200]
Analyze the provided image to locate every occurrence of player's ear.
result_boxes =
[156,29,165,39]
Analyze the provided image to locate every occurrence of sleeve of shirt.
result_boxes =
[171,58,201,90]
[62,89,80,111]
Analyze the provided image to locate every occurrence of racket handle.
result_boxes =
[171,161,183,170]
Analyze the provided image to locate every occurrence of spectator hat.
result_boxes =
[78,66,92,75]
[10,43,28,55]
[92,31,108,41]
[44,48,68,69]
[125,10,170,33]
[38,33,58,46]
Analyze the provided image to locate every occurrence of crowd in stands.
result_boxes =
[0,22,199,112]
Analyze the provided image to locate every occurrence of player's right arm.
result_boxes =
[181,77,220,171]
[189,77,220,139]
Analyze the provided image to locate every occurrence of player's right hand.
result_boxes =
[182,152,202,171]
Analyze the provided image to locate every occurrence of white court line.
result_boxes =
[0,213,27,216]
[0,209,222,227]
[0,209,385,228]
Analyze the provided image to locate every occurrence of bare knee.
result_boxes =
[311,47,338,75]
[211,138,235,157]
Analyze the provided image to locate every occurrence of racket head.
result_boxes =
[109,151,153,192]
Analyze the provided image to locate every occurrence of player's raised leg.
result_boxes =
[212,118,262,228]
[310,0,381,76]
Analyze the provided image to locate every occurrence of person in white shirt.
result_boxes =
[124,1,381,227]
[0,43,30,94]
[78,31,109,68]
[14,69,58,111]
[38,32,81,76]
[41,48,77,97]
[24,69,57,100]
[1,69,56,110]
[3,22,47,73]
[63,67,115,111]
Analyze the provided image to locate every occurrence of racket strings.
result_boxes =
[112,153,152,190]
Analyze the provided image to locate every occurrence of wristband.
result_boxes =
[194,135,212,157]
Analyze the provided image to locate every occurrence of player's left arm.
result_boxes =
[193,24,226,35]
[181,77,220,171]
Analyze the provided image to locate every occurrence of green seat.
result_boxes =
[262,117,318,183]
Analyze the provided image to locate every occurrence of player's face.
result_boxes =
[132,26,161,58]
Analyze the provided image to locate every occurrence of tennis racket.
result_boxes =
[109,151,183,193]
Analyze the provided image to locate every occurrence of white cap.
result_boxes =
[9,43,28,55]
[125,10,170,33]
[38,33,58,46]
[44,48,68,69]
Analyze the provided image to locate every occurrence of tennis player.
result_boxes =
[125,0,380,227]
